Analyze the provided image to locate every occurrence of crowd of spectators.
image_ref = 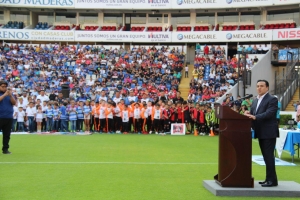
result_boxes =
[0,43,192,133]
[187,47,245,104]
[0,43,185,100]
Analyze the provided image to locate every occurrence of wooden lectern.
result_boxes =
[214,105,254,188]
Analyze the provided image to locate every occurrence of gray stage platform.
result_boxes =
[203,180,300,197]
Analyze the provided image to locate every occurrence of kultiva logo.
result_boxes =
[148,32,170,39]
[226,0,233,4]
[176,0,217,5]
[148,0,169,3]
[177,34,184,40]
[177,0,183,5]
[226,33,232,40]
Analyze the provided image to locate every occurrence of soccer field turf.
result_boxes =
[0,134,299,200]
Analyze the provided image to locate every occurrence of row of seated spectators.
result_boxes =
[262,23,296,30]
[2,21,24,29]
[0,43,185,102]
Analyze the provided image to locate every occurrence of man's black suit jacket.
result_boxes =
[250,93,279,139]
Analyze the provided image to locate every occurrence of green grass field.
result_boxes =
[0,134,299,200]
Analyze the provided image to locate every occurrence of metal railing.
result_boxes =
[274,48,300,110]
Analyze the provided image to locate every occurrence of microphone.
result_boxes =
[240,94,253,100]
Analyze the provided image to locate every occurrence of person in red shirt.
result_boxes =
[176,103,182,123]
[204,45,209,56]
[170,104,176,124]
[162,104,171,134]
[198,104,206,135]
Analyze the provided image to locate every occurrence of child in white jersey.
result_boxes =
[121,105,129,134]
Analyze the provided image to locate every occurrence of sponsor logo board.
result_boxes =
[0,29,74,41]
[75,0,171,9]
[74,31,171,42]
[0,0,74,8]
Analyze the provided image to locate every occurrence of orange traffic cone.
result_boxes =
[209,127,215,137]
[194,129,198,136]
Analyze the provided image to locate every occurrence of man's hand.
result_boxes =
[244,110,250,115]
[244,112,256,120]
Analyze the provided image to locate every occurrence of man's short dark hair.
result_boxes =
[0,81,8,86]
[257,80,269,88]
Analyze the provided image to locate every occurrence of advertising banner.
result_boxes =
[172,32,220,42]
[0,0,75,8]
[172,0,272,9]
[0,29,74,41]
[74,31,171,42]
[172,30,272,42]
[74,0,171,9]
[220,30,273,42]
[273,28,300,41]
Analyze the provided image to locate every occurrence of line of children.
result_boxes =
[11,98,219,135]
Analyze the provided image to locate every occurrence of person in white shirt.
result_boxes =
[113,91,123,104]
[21,92,29,107]
[121,105,130,133]
[26,102,37,133]
[12,103,19,132]
[87,77,95,86]
[16,107,25,132]
[18,97,27,110]
[220,83,228,91]
[37,90,49,104]
[263,44,269,54]
[185,65,189,78]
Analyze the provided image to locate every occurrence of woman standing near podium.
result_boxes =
[244,80,279,187]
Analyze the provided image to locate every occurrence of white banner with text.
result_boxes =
[0,0,75,8]
[0,0,298,9]
[172,30,273,42]
[0,29,74,41]
[74,0,171,9]
[74,31,172,42]
[1,28,299,42]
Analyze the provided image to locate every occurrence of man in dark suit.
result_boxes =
[244,80,279,187]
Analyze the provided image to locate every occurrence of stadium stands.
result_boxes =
[101,26,117,31]
[261,22,296,29]
[131,26,145,31]
[84,26,99,31]
[147,26,162,31]
[193,26,210,31]
[35,22,50,30]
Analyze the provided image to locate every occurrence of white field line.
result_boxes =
[0,161,217,165]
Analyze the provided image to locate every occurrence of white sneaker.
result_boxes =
[155,132,158,134]
[149,131,152,134]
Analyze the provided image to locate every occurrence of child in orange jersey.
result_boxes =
[141,104,148,134]
[105,102,114,133]
[146,101,153,134]
[98,101,106,133]
[92,101,100,132]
